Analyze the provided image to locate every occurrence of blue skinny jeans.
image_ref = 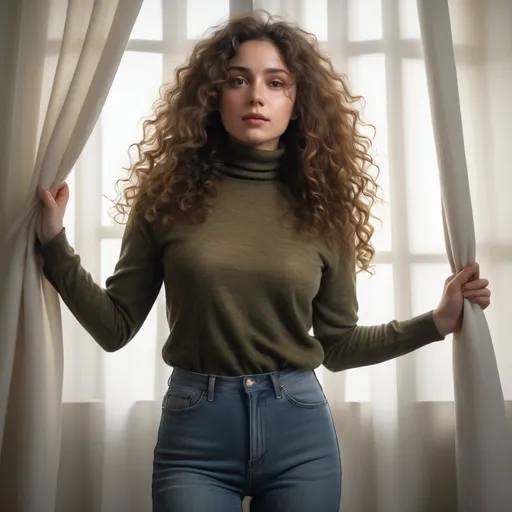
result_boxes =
[152,366,342,511]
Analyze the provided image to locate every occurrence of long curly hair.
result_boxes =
[111,11,380,272]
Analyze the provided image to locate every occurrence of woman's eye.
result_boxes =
[231,77,247,86]
[269,80,283,88]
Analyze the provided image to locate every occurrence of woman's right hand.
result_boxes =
[36,182,70,245]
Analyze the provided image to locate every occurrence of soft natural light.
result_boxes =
[302,0,328,41]
[187,0,230,39]
[101,239,159,402]
[13,3,509,511]
[130,0,163,40]
[348,53,392,252]
[345,264,395,402]
[399,0,421,39]
[349,0,382,41]
[402,58,445,255]
[61,0,450,406]
[411,263,454,401]
[100,51,163,226]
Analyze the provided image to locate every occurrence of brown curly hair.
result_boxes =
[111,10,380,272]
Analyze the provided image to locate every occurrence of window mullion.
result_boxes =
[230,0,253,15]
[327,0,349,72]
[161,0,188,82]
[382,0,412,322]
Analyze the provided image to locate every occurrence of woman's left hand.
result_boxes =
[433,262,491,337]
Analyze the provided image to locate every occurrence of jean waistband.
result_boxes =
[169,366,314,402]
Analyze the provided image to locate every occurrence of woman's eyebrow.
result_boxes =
[226,65,289,75]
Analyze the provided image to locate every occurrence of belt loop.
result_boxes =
[270,373,282,399]
[207,376,216,402]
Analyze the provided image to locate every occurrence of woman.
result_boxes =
[36,12,491,512]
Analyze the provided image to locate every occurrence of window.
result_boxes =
[62,0,453,403]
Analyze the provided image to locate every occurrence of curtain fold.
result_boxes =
[417,0,512,510]
[0,1,142,510]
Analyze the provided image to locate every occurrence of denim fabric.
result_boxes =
[152,366,342,511]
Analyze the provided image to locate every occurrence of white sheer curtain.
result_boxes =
[0,1,142,511]
[418,1,512,510]
[2,1,511,511]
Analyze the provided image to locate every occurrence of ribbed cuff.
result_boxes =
[402,310,446,345]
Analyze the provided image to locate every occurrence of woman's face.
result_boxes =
[219,39,296,151]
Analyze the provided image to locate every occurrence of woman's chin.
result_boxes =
[233,133,280,151]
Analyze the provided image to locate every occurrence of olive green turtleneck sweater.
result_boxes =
[38,139,444,376]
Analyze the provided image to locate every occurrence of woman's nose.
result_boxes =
[249,81,265,106]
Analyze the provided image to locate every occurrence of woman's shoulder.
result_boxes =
[313,234,355,275]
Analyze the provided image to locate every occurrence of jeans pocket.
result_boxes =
[281,373,328,409]
[162,382,206,414]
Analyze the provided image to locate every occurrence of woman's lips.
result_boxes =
[243,118,269,126]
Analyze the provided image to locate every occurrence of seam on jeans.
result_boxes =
[281,386,328,409]
[162,391,207,415]
[326,403,342,511]
[251,397,267,467]
[248,451,267,469]
[248,394,268,473]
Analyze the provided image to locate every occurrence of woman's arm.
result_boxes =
[313,243,444,372]
[37,208,164,352]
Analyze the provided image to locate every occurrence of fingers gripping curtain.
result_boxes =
[417,0,512,510]
[0,1,142,510]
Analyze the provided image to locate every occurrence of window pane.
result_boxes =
[345,264,395,402]
[357,264,395,325]
[348,0,382,42]
[402,58,445,254]
[399,0,421,39]
[187,0,229,39]
[302,0,328,41]
[348,54,392,251]
[130,0,163,40]
[101,239,159,401]
[411,263,454,401]
[100,51,163,226]
[253,0,327,41]
[348,55,388,162]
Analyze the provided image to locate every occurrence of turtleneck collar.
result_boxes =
[222,137,284,182]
